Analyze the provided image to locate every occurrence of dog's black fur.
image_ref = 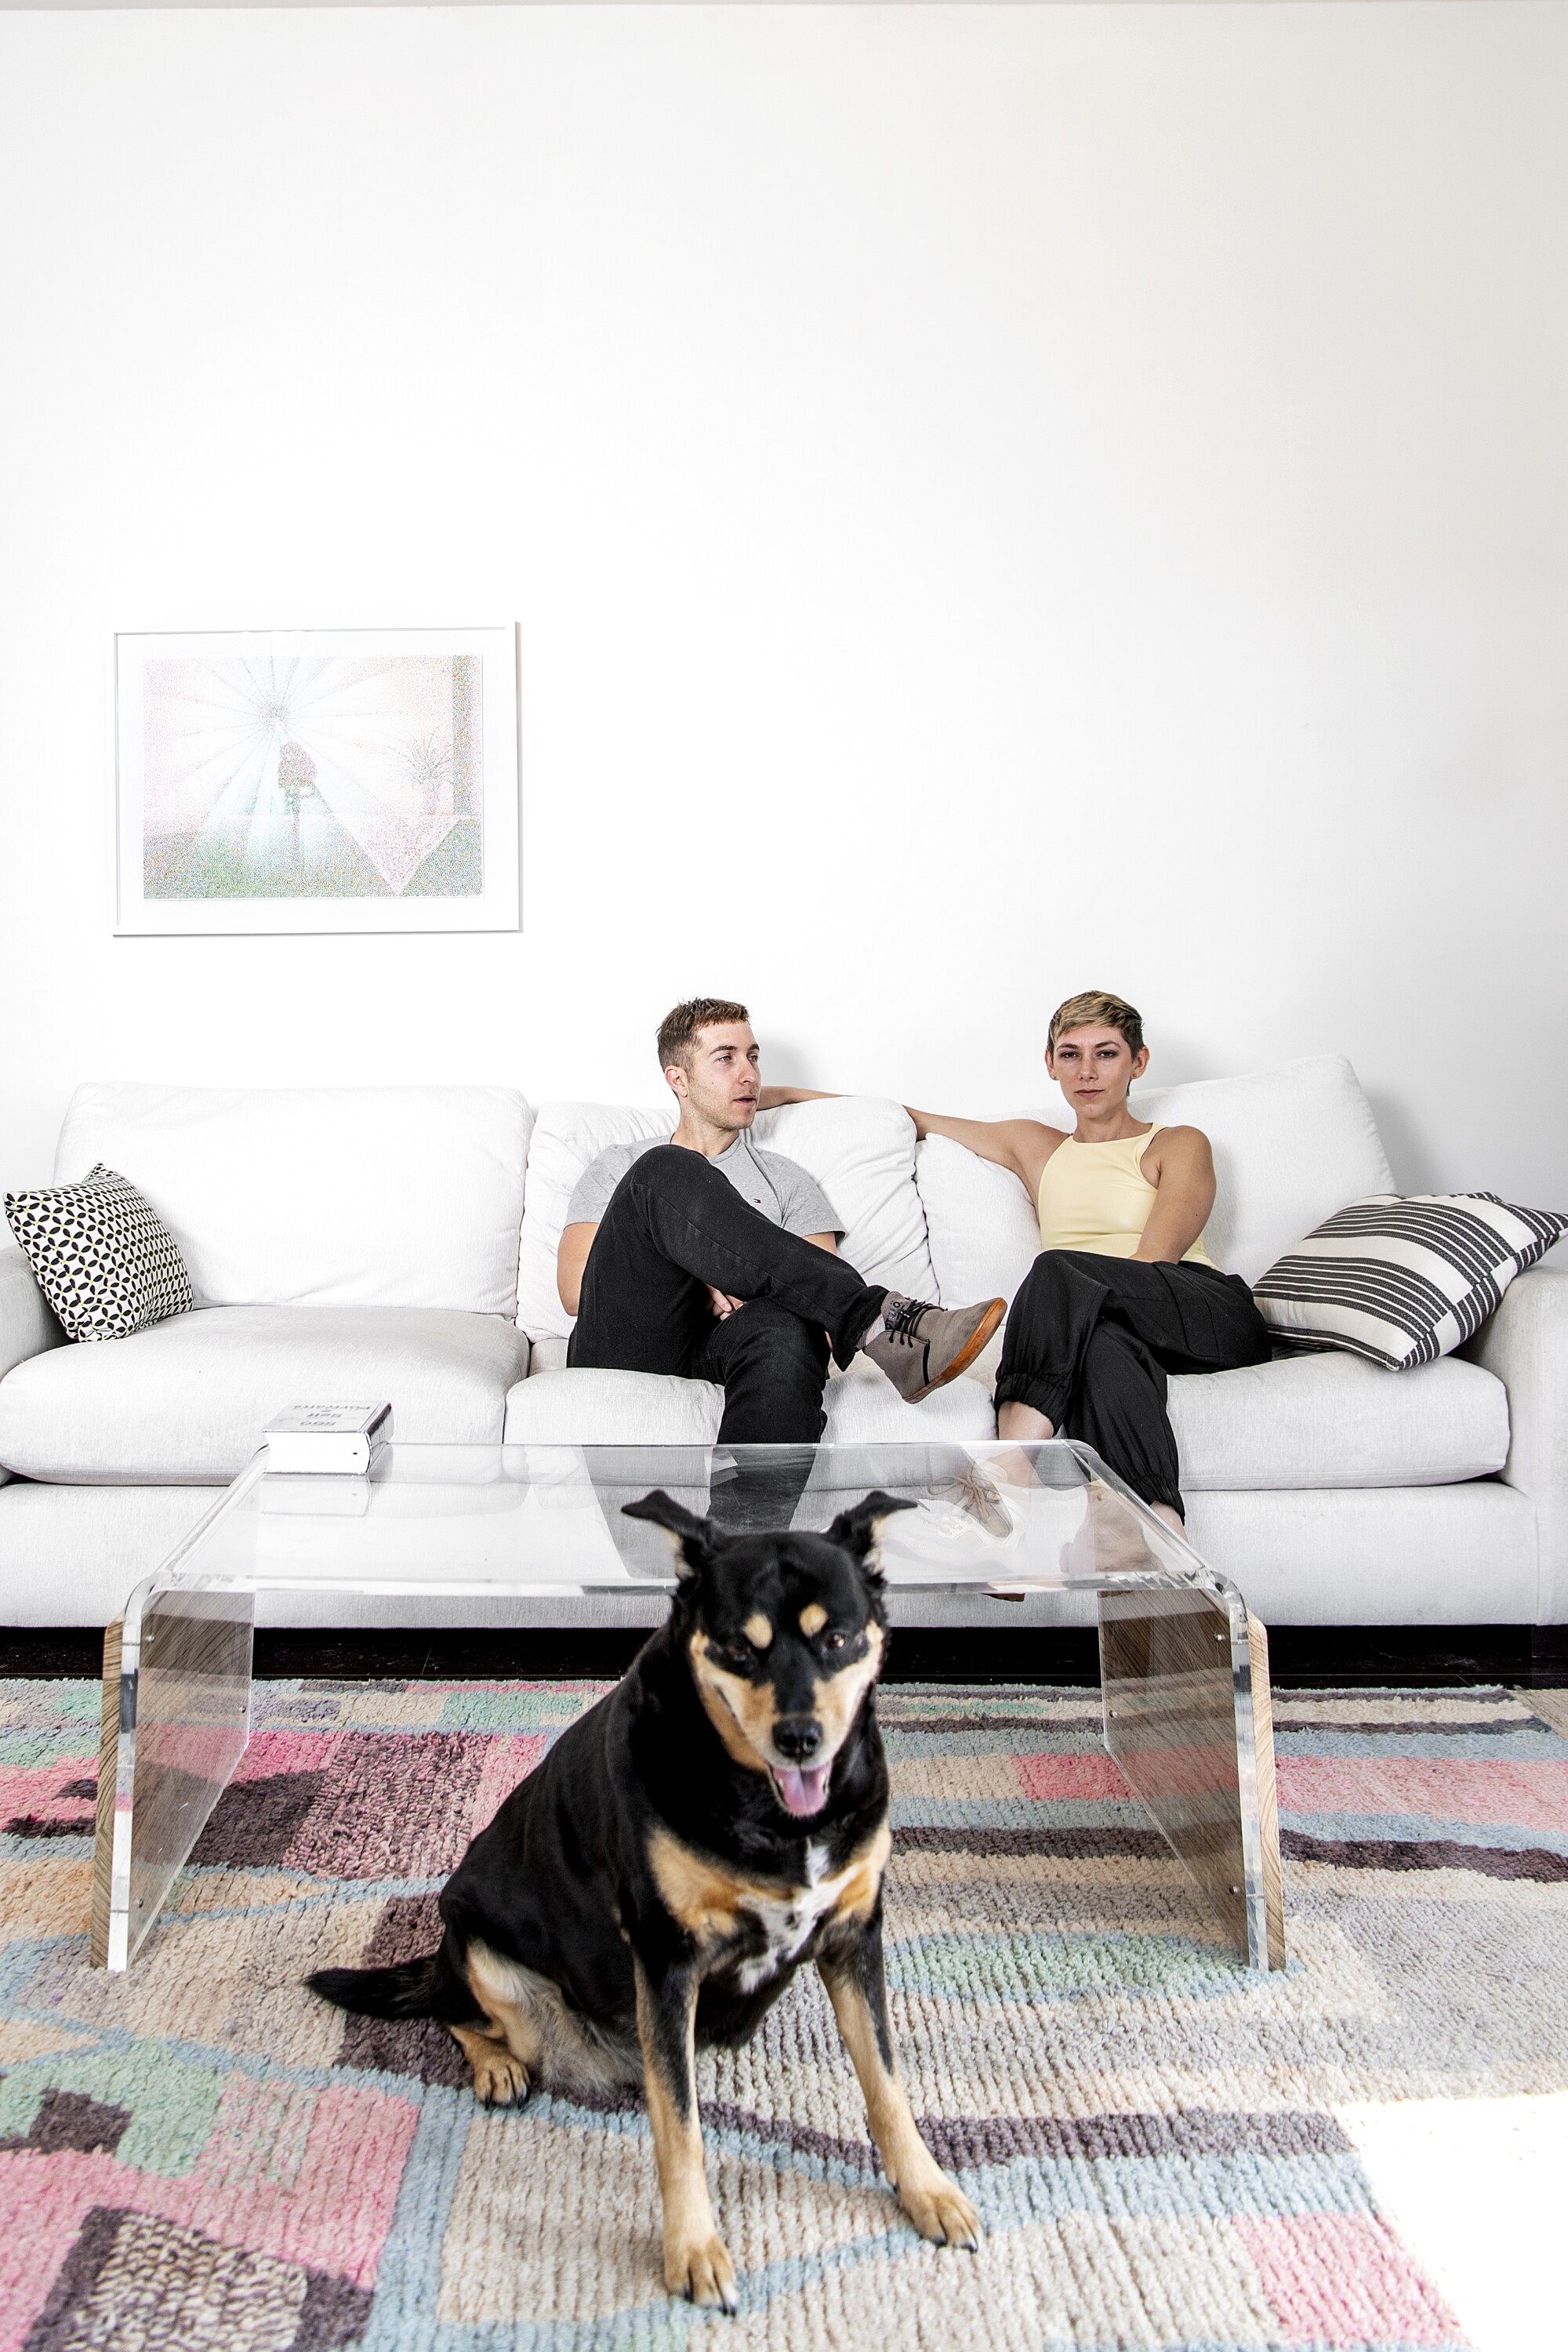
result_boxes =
[307,1487,981,2310]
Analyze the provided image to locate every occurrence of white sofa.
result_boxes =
[1,1059,1562,1638]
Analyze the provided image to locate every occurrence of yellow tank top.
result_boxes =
[1036,1124,1217,1268]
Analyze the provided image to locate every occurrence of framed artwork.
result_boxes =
[114,626,520,934]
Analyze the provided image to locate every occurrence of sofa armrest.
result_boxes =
[1465,1265,1568,1621]
[0,1246,62,1382]
[0,1246,65,1487]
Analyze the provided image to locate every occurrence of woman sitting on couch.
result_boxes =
[762,989,1270,1529]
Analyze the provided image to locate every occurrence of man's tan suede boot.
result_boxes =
[862,1294,1007,1403]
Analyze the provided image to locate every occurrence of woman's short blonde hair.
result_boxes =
[1047,991,1145,1058]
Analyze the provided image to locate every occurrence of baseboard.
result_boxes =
[3,1622,1566,1687]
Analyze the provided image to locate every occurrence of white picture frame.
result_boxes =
[114,626,521,935]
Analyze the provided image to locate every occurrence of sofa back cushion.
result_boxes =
[916,1140,1041,1314]
[515,1096,935,1341]
[54,1083,532,1316]
[753,1096,935,1295]
[919,1054,1396,1304]
[516,1103,677,1339]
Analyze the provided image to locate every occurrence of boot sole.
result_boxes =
[906,1298,1007,1402]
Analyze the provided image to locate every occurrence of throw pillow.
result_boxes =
[4,1163,195,1342]
[1253,1192,1566,1370]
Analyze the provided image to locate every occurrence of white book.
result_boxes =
[263,1402,393,1476]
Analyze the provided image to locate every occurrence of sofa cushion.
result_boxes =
[515,1096,935,1341]
[752,1098,936,1301]
[527,1284,1507,1487]
[0,1305,530,1483]
[1171,1352,1509,1491]
[918,1054,1396,1303]
[1124,1058,1397,1284]
[916,1140,1040,1316]
[822,1359,996,1443]
[507,1367,721,1446]
[505,1353,1505,1488]
[53,1083,532,1316]
[503,1359,995,1447]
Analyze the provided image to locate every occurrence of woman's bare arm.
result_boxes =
[1133,1128,1216,1264]
[757,1087,1061,1196]
[906,1111,1062,1195]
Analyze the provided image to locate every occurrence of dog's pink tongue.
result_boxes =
[774,1765,830,1818]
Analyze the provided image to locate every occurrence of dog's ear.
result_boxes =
[824,1490,916,1580]
[622,1489,717,1580]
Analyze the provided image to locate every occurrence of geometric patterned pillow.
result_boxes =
[1253,1190,1568,1370]
[3,1163,194,1343]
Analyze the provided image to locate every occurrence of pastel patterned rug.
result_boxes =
[3,1678,1568,2351]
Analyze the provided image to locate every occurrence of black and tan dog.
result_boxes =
[307,1487,981,2310]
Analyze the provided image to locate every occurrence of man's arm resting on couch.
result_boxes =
[1465,1264,1568,1623]
[758,1086,1056,1192]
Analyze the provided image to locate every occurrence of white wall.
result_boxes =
[2,2,1565,1210]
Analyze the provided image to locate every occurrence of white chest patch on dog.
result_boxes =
[727,1842,848,1994]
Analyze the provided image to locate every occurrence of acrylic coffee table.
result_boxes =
[91,1437,1285,1974]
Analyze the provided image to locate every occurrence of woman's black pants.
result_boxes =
[993,1251,1271,1514]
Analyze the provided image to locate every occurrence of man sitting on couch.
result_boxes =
[557,996,1004,1443]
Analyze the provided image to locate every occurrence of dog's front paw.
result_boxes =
[898,2172,982,2252]
[665,2231,738,2314]
[471,2047,530,2108]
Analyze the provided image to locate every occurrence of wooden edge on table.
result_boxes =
[89,1619,122,1969]
[1247,1608,1287,1970]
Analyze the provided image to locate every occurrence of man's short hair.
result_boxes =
[657,996,752,1073]
[1047,990,1145,1058]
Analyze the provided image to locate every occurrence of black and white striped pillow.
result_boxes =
[1253,1192,1566,1370]
[4,1163,194,1343]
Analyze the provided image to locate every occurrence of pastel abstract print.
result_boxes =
[139,655,482,902]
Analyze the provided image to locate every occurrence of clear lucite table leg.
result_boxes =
[1098,1579,1286,1971]
[91,1582,256,1971]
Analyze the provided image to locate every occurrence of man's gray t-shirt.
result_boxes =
[565,1131,842,1240]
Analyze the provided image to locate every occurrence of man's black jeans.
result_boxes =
[568,1146,886,1444]
[994,1250,1271,1513]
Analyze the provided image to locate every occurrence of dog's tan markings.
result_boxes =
[454,1942,640,2101]
[449,2022,530,2107]
[817,1955,982,2251]
[648,1825,752,1944]
[798,1602,827,1637]
[453,1940,546,2106]
[744,1612,774,1650]
[831,1818,892,1925]
[688,1632,776,1773]
[634,1960,736,2311]
[811,1622,884,1756]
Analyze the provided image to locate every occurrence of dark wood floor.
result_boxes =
[3,1623,1566,1687]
